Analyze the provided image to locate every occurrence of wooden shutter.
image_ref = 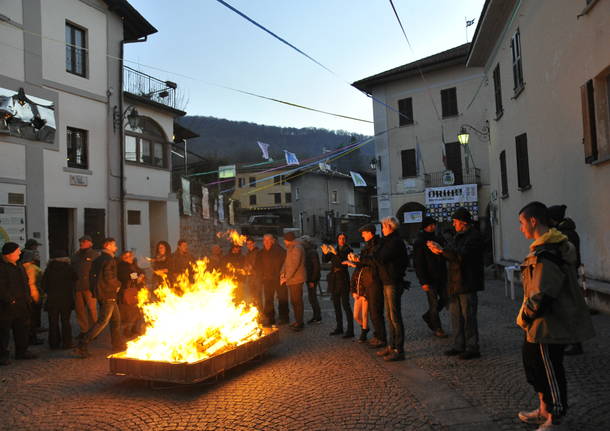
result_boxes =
[401,149,417,177]
[499,150,508,197]
[398,98,413,126]
[515,134,531,189]
[580,80,598,163]
[441,88,458,117]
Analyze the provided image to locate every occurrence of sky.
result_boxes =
[125,0,486,136]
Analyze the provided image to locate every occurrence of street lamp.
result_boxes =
[458,126,470,145]
[370,156,381,170]
[457,123,489,145]
[113,105,140,132]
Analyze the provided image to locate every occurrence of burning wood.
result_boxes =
[110,258,263,364]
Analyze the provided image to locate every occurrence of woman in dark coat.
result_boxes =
[41,251,78,349]
[322,233,354,337]
[117,250,145,339]
[149,241,172,289]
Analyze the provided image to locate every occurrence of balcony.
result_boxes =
[123,66,178,109]
[424,168,481,188]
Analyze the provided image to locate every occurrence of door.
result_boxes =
[48,208,75,257]
[445,142,463,185]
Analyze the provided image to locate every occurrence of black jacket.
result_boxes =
[256,244,286,282]
[0,260,31,320]
[414,230,447,288]
[557,218,581,268]
[442,227,485,296]
[42,259,77,310]
[171,251,195,279]
[70,248,99,292]
[90,251,121,301]
[304,246,321,283]
[375,231,409,287]
[323,244,352,294]
[351,235,382,297]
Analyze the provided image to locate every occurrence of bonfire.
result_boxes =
[111,256,262,364]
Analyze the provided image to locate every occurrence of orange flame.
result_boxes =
[110,259,261,364]
[216,229,248,246]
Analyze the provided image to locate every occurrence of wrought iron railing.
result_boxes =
[424,167,481,187]
[123,66,177,109]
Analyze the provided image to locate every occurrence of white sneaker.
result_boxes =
[518,409,547,425]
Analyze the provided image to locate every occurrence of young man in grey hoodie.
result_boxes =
[280,232,307,331]
[516,202,595,431]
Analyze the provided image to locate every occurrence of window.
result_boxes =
[441,87,458,118]
[274,176,281,185]
[398,97,413,126]
[84,208,105,249]
[295,187,300,201]
[127,210,141,225]
[249,194,257,205]
[515,133,531,190]
[511,29,525,93]
[66,127,88,169]
[499,150,508,198]
[331,190,338,203]
[273,193,281,204]
[124,117,167,168]
[285,192,292,203]
[581,68,610,164]
[249,177,256,187]
[238,177,246,188]
[493,64,503,117]
[65,22,87,77]
[401,149,417,177]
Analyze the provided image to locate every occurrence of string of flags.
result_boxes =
[257,141,270,160]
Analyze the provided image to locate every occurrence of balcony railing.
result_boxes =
[123,66,178,109]
[424,168,481,187]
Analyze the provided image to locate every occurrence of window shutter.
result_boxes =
[398,98,413,126]
[499,151,508,197]
[401,149,417,177]
[515,134,531,190]
[580,80,598,163]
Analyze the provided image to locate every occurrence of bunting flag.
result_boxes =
[350,171,367,187]
[257,141,270,160]
[415,138,425,176]
[201,186,210,219]
[218,194,225,221]
[440,126,448,169]
[284,150,299,166]
[466,18,475,27]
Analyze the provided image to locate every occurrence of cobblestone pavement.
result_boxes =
[1,272,609,430]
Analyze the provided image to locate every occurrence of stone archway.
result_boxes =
[395,201,426,242]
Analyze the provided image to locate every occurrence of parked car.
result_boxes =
[239,215,283,238]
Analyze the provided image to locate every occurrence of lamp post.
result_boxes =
[113,105,140,133]
[457,123,489,171]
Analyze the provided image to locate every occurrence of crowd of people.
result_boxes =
[0,202,595,430]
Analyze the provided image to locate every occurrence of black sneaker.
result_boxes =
[329,328,343,335]
[444,348,463,356]
[368,338,386,349]
[358,331,369,343]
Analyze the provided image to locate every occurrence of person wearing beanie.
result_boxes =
[0,242,38,365]
[414,217,448,338]
[427,207,484,360]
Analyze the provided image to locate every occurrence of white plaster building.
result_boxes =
[467,0,610,307]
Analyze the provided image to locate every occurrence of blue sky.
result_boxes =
[125,0,486,135]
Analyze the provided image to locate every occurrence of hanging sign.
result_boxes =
[403,211,422,224]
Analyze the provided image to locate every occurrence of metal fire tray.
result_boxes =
[108,327,279,384]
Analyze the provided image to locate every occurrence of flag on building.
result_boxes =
[350,171,367,187]
[257,141,270,160]
[466,18,475,27]
[284,150,299,165]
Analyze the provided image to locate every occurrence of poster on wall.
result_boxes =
[403,211,423,224]
[424,184,479,222]
[0,87,56,144]
[201,186,210,219]
[0,205,27,248]
[181,178,191,216]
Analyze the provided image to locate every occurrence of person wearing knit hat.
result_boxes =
[1,242,39,364]
[414,217,448,338]
[427,206,484,360]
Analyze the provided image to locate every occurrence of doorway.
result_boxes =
[445,142,463,185]
[48,207,75,257]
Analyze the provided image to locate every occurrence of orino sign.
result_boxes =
[424,184,479,222]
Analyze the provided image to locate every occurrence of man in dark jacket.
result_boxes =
[71,235,99,334]
[171,239,195,282]
[322,233,353,337]
[302,236,322,324]
[42,250,78,349]
[428,207,484,360]
[0,242,38,365]
[414,217,448,338]
[374,217,409,361]
[244,238,261,308]
[75,238,124,358]
[256,234,287,326]
[348,224,386,348]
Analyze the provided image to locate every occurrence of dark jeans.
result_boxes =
[307,282,321,320]
[262,279,289,325]
[449,292,479,353]
[383,284,405,352]
[30,301,42,337]
[367,284,386,342]
[423,285,446,331]
[523,339,567,418]
[47,308,73,348]
[81,300,123,349]
[287,283,304,326]
[0,316,30,357]
[331,286,353,332]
